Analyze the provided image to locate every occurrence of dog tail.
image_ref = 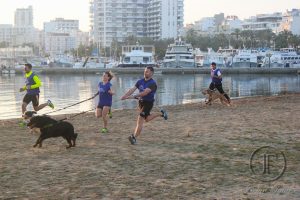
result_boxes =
[74,133,78,139]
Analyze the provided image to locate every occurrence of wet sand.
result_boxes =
[0,94,299,199]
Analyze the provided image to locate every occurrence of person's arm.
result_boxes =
[94,91,99,97]
[29,75,42,89]
[121,86,137,100]
[133,83,157,98]
[108,89,115,95]
[213,71,222,79]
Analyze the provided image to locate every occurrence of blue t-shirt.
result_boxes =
[135,78,157,102]
[98,81,112,106]
[211,68,222,84]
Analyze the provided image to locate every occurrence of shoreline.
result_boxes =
[1,93,298,122]
[2,67,300,75]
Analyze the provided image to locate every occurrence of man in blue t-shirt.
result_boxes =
[208,62,231,103]
[121,66,168,145]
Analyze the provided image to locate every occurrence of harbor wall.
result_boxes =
[4,67,300,75]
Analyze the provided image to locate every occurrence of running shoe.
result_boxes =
[47,99,55,109]
[18,121,27,127]
[101,128,108,133]
[160,109,168,120]
[128,134,137,145]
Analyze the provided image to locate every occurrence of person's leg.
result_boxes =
[134,115,145,138]
[129,101,145,144]
[216,84,230,102]
[22,94,31,115]
[144,113,162,122]
[22,102,28,115]
[33,103,48,111]
[32,95,47,111]
[95,107,103,118]
[101,106,110,129]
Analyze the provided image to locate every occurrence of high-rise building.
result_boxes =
[147,0,184,40]
[90,0,148,47]
[90,0,184,47]
[14,6,33,28]
[14,6,35,45]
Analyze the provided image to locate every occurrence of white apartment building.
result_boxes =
[90,0,184,47]
[44,32,76,56]
[194,17,216,32]
[220,15,243,33]
[0,25,14,44]
[147,0,184,40]
[74,31,90,47]
[242,13,282,33]
[280,9,300,35]
[90,0,148,47]
[44,18,79,33]
[43,18,88,56]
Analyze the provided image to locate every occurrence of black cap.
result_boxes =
[211,62,216,66]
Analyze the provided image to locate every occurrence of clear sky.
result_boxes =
[0,0,299,31]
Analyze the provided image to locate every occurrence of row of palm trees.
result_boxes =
[185,28,300,51]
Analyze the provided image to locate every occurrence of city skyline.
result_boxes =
[0,0,299,32]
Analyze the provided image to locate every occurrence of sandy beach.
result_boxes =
[0,94,299,199]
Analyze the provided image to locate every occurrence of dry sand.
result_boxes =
[0,94,300,199]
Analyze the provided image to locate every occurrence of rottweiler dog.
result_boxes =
[27,115,78,149]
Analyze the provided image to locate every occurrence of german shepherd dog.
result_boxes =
[27,115,78,149]
[202,89,231,106]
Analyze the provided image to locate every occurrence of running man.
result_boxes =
[208,62,231,103]
[95,71,114,133]
[121,66,168,145]
[19,63,54,117]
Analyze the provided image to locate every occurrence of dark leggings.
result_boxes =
[209,82,230,101]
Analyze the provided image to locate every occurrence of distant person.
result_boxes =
[19,64,54,126]
[121,66,168,145]
[95,71,114,133]
[208,62,231,103]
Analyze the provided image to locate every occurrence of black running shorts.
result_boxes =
[23,94,39,107]
[138,100,154,119]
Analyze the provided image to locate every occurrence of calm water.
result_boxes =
[0,73,299,119]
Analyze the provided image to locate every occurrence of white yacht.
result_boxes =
[194,48,205,67]
[263,48,300,68]
[232,49,258,67]
[163,39,195,68]
[118,43,155,68]
[204,48,237,67]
